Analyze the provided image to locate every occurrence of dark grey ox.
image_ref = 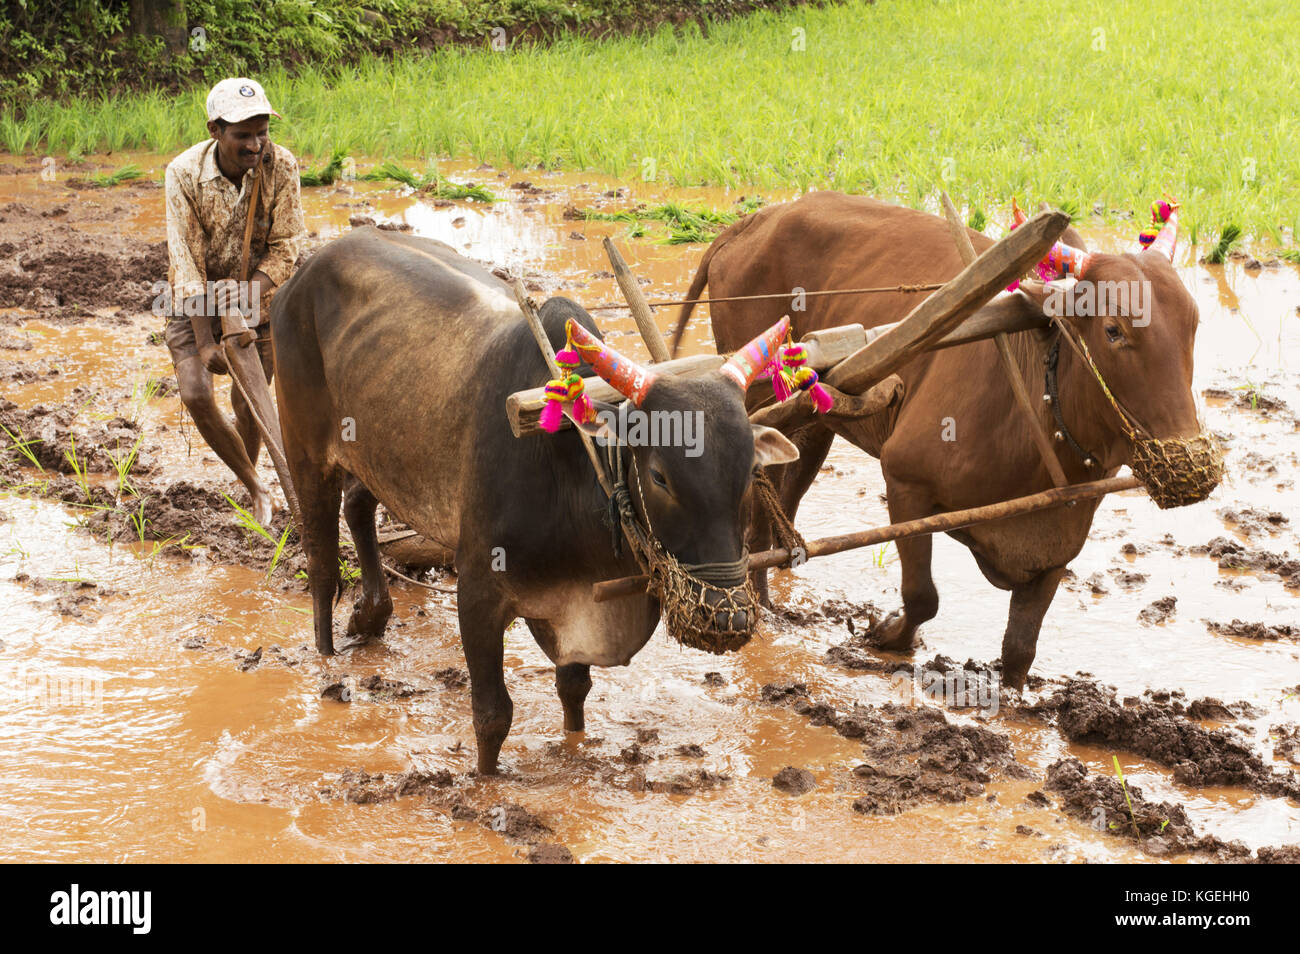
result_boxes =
[670,193,1215,688]
[271,227,798,773]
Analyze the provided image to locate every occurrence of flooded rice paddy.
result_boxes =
[0,154,1297,862]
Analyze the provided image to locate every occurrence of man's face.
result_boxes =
[207,115,270,175]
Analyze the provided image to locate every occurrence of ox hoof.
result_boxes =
[344,603,391,644]
[868,610,916,652]
[1000,665,1030,692]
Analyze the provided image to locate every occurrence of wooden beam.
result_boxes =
[604,237,672,363]
[940,192,1068,488]
[591,475,1140,601]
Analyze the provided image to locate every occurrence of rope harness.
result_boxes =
[601,440,794,654]
[1044,316,1224,509]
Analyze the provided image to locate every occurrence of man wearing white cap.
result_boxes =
[163,77,307,525]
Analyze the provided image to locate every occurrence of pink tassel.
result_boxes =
[771,369,794,403]
[540,401,564,433]
[809,382,833,414]
[572,393,594,424]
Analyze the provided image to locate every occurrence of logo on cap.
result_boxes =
[239,85,255,97]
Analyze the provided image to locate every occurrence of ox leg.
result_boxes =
[555,663,592,732]
[295,466,344,656]
[1000,568,1065,690]
[872,534,939,650]
[872,482,939,651]
[457,579,514,775]
[342,480,393,643]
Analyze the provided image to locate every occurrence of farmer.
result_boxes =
[163,77,307,526]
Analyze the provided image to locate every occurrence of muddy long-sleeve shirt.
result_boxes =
[164,139,306,312]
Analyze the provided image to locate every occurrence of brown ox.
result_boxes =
[670,192,1213,687]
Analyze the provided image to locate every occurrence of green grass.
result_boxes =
[1204,224,1244,265]
[0,423,45,471]
[88,162,143,187]
[360,159,497,201]
[9,0,1300,242]
[299,147,349,186]
[574,197,762,243]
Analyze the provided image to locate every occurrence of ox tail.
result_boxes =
[668,212,760,358]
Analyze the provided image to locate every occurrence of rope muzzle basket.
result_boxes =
[1049,318,1225,510]
[610,461,760,655]
[1129,433,1225,509]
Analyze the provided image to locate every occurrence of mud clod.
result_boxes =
[528,844,575,864]
[1138,596,1177,624]
[772,766,816,795]
[1028,680,1300,801]
[1207,619,1299,641]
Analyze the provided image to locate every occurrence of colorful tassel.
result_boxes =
[1138,196,1180,249]
[539,342,595,433]
[771,339,833,414]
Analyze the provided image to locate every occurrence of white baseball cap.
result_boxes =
[206,78,281,124]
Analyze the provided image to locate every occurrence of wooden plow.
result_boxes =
[509,197,1148,603]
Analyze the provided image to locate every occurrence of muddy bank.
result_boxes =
[0,201,167,318]
[759,681,1033,814]
[316,768,573,863]
[1042,758,1259,861]
[1192,537,1300,588]
[1024,679,1300,801]
[0,396,307,573]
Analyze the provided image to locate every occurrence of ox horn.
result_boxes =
[566,318,658,406]
[1010,197,1091,282]
[720,316,790,392]
[1139,199,1180,262]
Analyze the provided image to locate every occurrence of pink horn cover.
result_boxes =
[720,316,790,392]
[566,319,658,406]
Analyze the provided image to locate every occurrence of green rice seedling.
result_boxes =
[0,114,37,155]
[89,163,144,187]
[968,208,987,232]
[1204,224,1243,264]
[104,435,142,498]
[626,221,648,239]
[433,179,496,203]
[49,564,93,584]
[266,524,293,581]
[339,556,361,585]
[299,147,348,186]
[1274,249,1300,263]
[0,423,45,471]
[362,159,423,189]
[129,376,165,423]
[362,160,496,202]
[64,436,94,502]
[129,498,149,545]
[1110,756,1142,838]
[223,493,276,542]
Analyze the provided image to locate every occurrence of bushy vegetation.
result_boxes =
[6,0,1300,244]
[1,0,796,102]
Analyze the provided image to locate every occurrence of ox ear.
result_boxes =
[752,425,799,467]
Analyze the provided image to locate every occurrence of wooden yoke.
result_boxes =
[939,192,1067,488]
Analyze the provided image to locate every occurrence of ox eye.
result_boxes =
[1105,323,1122,343]
[650,468,668,489]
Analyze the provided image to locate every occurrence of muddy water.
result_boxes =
[1,153,1297,862]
